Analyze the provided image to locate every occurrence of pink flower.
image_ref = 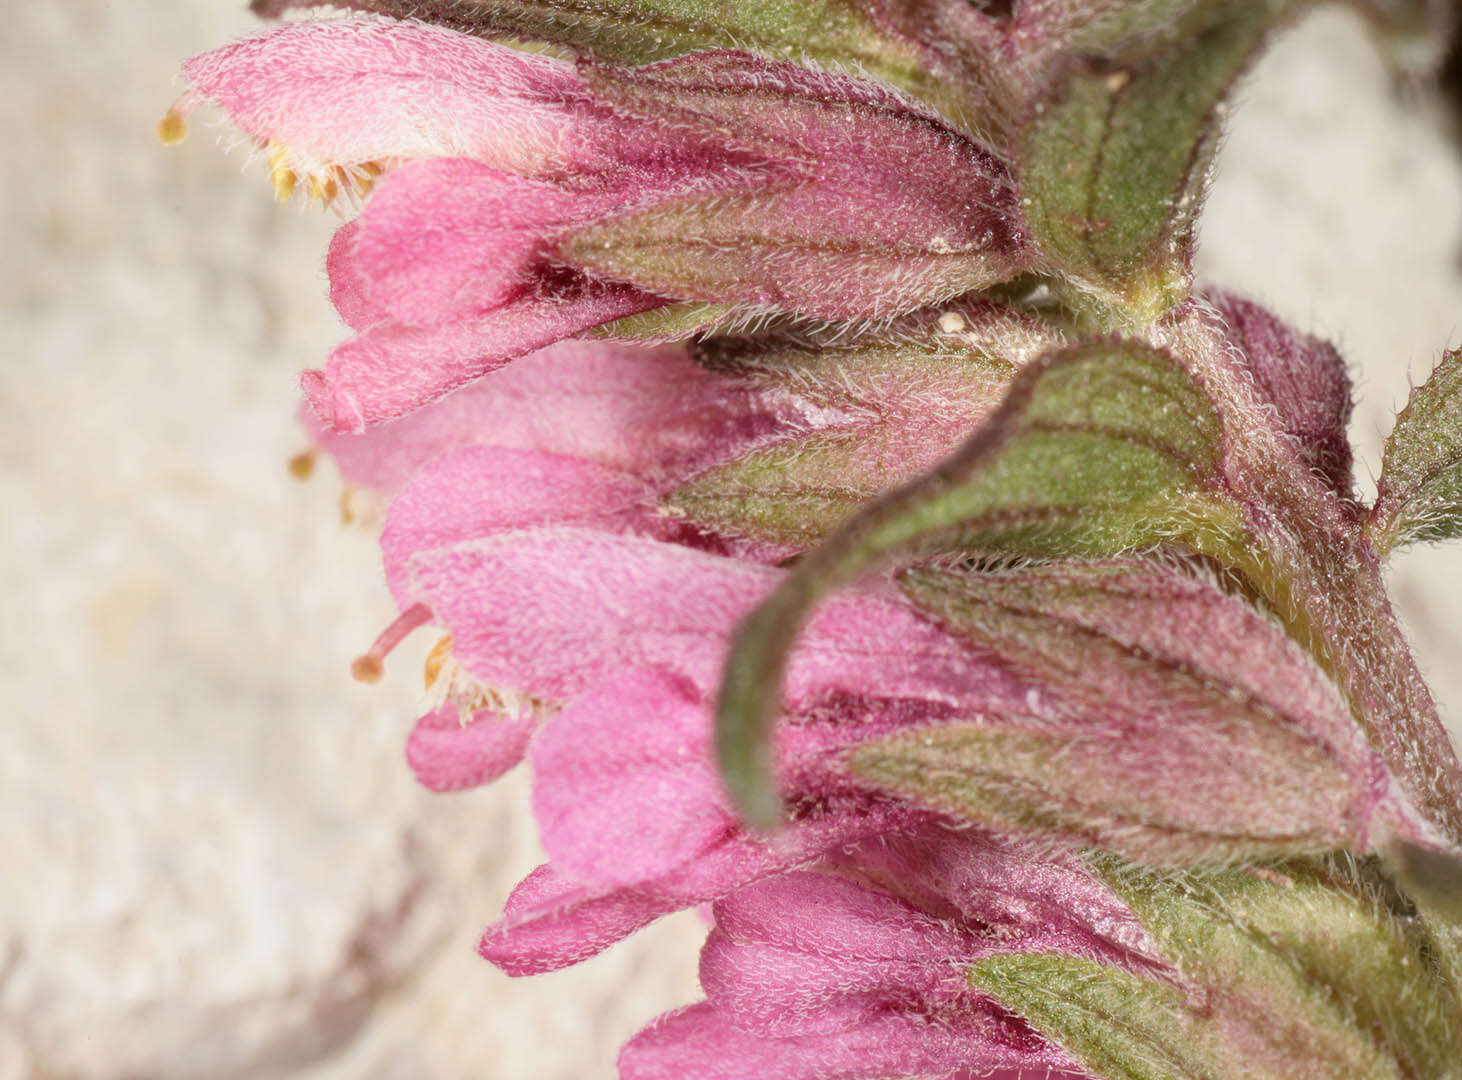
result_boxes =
[175,16,1029,431]
[300,337,789,497]
[412,526,1039,971]
[619,823,1147,1080]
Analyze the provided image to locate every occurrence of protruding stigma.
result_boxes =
[352,602,433,684]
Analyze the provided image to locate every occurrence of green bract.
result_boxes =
[1015,1,1297,322]
[715,337,1251,827]
[1371,349,1462,552]
[973,858,1462,1080]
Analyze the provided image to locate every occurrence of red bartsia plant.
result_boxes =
[167,1,1462,1076]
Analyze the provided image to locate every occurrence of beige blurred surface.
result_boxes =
[0,4,1459,1078]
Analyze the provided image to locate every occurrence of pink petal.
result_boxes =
[701,872,983,1037]
[396,526,1031,710]
[618,1003,1064,1080]
[527,669,951,895]
[304,337,797,495]
[181,16,606,177]
[531,670,734,888]
[302,277,662,432]
[478,864,678,976]
[405,703,539,792]
[380,445,654,599]
[351,158,584,325]
[830,825,1162,966]
[481,803,927,974]
[713,870,981,967]
[326,219,386,331]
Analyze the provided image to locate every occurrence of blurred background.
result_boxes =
[3,3,1460,1077]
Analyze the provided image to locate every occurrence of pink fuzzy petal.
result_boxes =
[353,158,586,325]
[527,670,951,895]
[326,219,386,331]
[302,278,663,432]
[532,670,734,888]
[701,871,983,1037]
[836,825,1162,965]
[645,800,927,906]
[482,803,927,974]
[713,870,981,967]
[181,16,606,177]
[618,1003,1063,1080]
[380,445,654,599]
[396,526,1030,710]
[478,864,678,976]
[405,703,539,792]
[303,338,794,495]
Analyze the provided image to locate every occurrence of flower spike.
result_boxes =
[167,6,1462,1077]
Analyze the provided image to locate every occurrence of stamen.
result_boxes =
[263,139,391,210]
[157,107,188,146]
[288,449,317,480]
[268,143,297,203]
[352,602,433,684]
[423,635,455,692]
[422,634,550,725]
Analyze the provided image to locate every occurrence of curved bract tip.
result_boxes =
[715,586,805,831]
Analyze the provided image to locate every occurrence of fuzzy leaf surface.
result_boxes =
[971,953,1255,1080]
[668,304,1059,546]
[1370,349,1462,552]
[1106,858,1462,1078]
[1209,290,1355,501]
[851,558,1391,864]
[973,859,1462,1080]
[716,339,1248,825]
[1016,1,1293,320]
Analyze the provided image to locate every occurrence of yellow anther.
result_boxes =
[424,635,454,692]
[272,167,297,203]
[267,142,298,203]
[157,109,188,146]
[287,449,317,481]
[259,136,394,209]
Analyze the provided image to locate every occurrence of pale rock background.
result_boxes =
[1,3,1458,1078]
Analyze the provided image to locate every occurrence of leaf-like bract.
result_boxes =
[1016,1,1294,321]
[562,53,1028,320]
[972,858,1462,1080]
[668,305,1051,546]
[1370,349,1462,553]
[716,339,1246,825]
[852,558,1388,864]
